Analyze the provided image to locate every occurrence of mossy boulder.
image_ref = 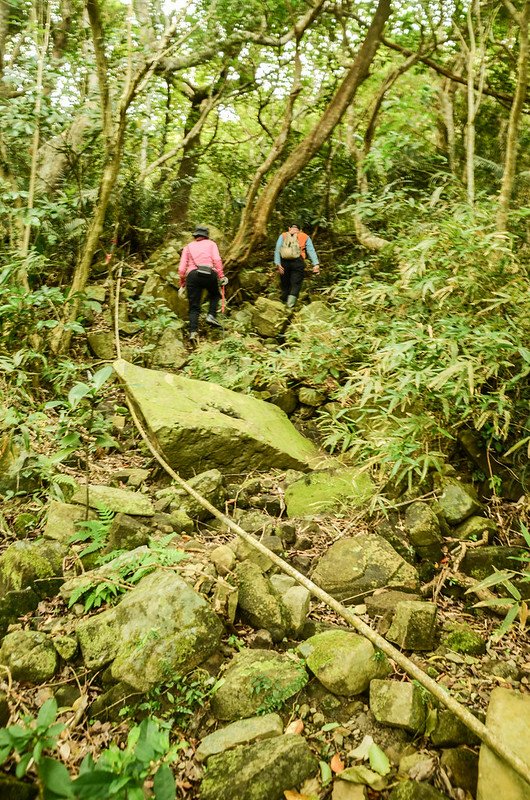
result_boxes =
[234,561,290,642]
[0,630,58,683]
[311,534,419,602]
[297,630,391,696]
[388,781,450,800]
[403,502,443,561]
[386,601,437,651]
[211,649,308,721]
[106,513,150,551]
[149,324,187,371]
[430,708,480,747]
[252,297,290,338]
[436,477,481,526]
[156,469,225,521]
[200,734,318,800]
[285,468,374,517]
[43,500,97,544]
[197,713,283,761]
[460,546,527,584]
[70,483,155,516]
[441,747,479,795]
[442,623,486,655]
[75,570,223,691]
[453,515,498,541]
[113,360,319,477]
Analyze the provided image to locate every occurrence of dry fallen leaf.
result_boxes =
[331,753,345,773]
[284,791,311,800]
[285,719,304,735]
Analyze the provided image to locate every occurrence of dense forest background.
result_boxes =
[3,0,530,492]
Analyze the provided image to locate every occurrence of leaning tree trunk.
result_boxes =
[224,0,391,271]
[169,93,205,226]
[496,0,530,232]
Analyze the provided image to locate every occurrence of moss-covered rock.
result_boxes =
[43,500,97,544]
[282,585,311,637]
[311,534,419,602]
[441,747,478,795]
[436,477,481,526]
[251,297,290,338]
[370,680,426,734]
[52,635,78,662]
[113,360,319,477]
[200,734,318,800]
[106,513,150,551]
[0,630,58,683]
[75,569,223,691]
[156,469,225,521]
[285,468,374,517]
[386,601,437,651]
[430,708,480,747]
[298,629,391,696]
[234,561,290,642]
[211,649,308,721]
[403,502,443,561]
[70,483,155,516]
[453,515,498,541]
[197,713,283,761]
[388,781,450,800]
[0,540,64,597]
[441,623,486,655]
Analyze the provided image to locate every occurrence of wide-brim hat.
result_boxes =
[193,225,209,238]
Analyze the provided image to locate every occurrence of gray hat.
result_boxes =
[193,225,209,238]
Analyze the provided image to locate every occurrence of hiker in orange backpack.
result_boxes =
[274,222,320,308]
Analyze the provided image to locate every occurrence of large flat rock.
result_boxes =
[113,360,318,477]
[477,688,530,800]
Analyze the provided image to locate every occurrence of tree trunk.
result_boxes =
[496,0,530,231]
[169,91,208,226]
[224,0,391,270]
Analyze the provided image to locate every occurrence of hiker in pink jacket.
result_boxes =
[179,225,227,341]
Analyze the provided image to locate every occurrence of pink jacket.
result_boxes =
[178,239,224,286]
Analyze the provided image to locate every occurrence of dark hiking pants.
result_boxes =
[186,268,220,332]
[279,257,305,302]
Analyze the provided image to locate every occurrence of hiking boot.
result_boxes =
[206,313,222,328]
[286,294,297,309]
[189,331,198,342]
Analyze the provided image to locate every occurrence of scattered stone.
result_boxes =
[52,635,78,662]
[43,500,97,544]
[149,325,187,370]
[107,513,150,551]
[141,272,181,315]
[481,657,520,682]
[365,590,420,619]
[436,477,481,525]
[386,601,437,651]
[441,747,479,795]
[370,680,426,733]
[252,297,290,338]
[460,546,526,583]
[285,468,374,517]
[248,629,274,649]
[210,545,236,576]
[87,331,115,360]
[70,483,155,516]
[429,708,480,747]
[75,570,223,691]
[311,534,419,602]
[270,574,297,594]
[54,684,82,709]
[234,561,290,642]
[282,585,311,637]
[0,630,58,683]
[398,751,436,781]
[200,734,318,800]
[441,623,486,655]
[453,515,498,541]
[404,502,443,560]
[115,468,150,489]
[477,687,530,800]
[388,781,450,800]
[197,713,283,761]
[211,649,307,721]
[211,578,238,623]
[157,469,225,520]
[298,630,391,696]
[113,360,318,477]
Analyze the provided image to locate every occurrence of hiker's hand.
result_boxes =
[312,264,320,275]
[219,276,228,286]
[178,286,186,299]
[277,264,284,275]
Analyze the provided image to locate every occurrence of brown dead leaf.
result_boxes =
[285,719,304,735]
[284,792,311,800]
[331,753,345,773]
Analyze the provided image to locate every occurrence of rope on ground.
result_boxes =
[112,270,530,788]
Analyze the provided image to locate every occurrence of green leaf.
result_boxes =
[37,698,58,729]
[465,570,515,593]
[153,764,176,800]
[68,382,92,409]
[321,722,340,731]
[319,760,332,786]
[492,603,521,640]
[339,764,387,791]
[368,743,390,776]
[39,757,74,798]
[72,769,121,799]
[92,365,113,391]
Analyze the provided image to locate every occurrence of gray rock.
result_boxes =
[157,469,224,520]
[141,272,182,315]
[149,325,187,371]
[298,630,391,696]
[430,708,480,747]
[388,781,450,800]
[311,534,419,602]
[44,500,96,543]
[437,477,481,525]
[113,360,318,477]
[370,680,426,733]
[75,569,223,691]
[200,734,318,800]
[252,297,289,338]
[283,585,311,637]
[210,545,236,576]
[211,649,307,721]
[404,502,443,560]
[460,546,526,583]
[365,591,420,619]
[70,483,155,516]
[107,513,150,551]
[0,630,58,682]
[197,713,283,760]
[386,601,437,651]
[87,331,115,360]
[285,468,374,517]
[270,574,297,594]
[477,687,530,800]
[441,747,479,795]
[234,561,290,642]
